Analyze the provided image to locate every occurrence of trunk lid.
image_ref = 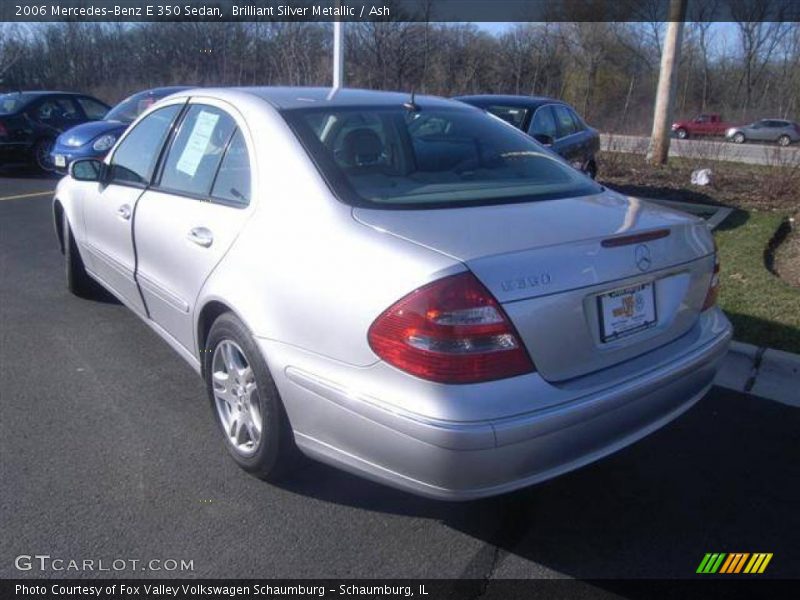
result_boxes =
[354,190,716,381]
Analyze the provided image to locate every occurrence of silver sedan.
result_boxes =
[53,88,732,500]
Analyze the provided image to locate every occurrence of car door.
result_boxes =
[133,100,254,352]
[82,102,184,315]
[749,120,769,141]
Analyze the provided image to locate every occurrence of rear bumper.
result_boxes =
[0,142,31,163]
[266,309,732,500]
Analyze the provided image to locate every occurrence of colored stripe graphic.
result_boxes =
[744,553,773,574]
[697,553,727,573]
[698,552,773,574]
[719,554,735,573]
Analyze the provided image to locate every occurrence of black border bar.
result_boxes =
[2,0,800,23]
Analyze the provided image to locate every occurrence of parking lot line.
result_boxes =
[0,190,54,202]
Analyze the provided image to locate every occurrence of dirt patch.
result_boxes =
[597,151,800,213]
[774,216,800,289]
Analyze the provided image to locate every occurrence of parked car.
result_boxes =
[54,88,731,500]
[0,91,109,171]
[50,86,189,174]
[725,119,800,146]
[671,113,735,139]
[455,95,600,178]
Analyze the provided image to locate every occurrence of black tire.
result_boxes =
[675,128,688,139]
[585,160,597,179]
[204,312,300,481]
[777,135,791,147]
[63,214,96,298]
[732,132,745,144]
[33,138,55,172]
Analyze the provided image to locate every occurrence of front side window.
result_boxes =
[34,98,80,124]
[529,106,558,139]
[159,105,236,197]
[285,106,600,209]
[109,104,182,185]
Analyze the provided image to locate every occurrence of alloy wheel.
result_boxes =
[211,340,262,457]
[35,139,55,171]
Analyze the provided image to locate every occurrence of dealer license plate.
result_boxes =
[598,282,657,343]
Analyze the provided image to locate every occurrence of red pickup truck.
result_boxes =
[671,114,734,139]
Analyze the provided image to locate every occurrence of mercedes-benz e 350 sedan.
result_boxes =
[54,88,732,500]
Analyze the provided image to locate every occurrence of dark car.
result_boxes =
[50,86,190,173]
[455,95,600,178]
[0,91,110,171]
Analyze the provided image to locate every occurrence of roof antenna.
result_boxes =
[403,90,420,112]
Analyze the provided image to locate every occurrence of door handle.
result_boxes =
[117,204,131,220]
[187,227,213,248]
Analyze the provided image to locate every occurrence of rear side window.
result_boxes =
[76,97,108,120]
[211,129,251,207]
[110,104,182,185]
[529,106,558,139]
[0,94,29,115]
[159,105,236,198]
[568,108,585,132]
[553,105,577,138]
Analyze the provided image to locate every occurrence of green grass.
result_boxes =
[714,211,800,354]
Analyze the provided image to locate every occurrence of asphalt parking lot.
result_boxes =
[1,172,798,584]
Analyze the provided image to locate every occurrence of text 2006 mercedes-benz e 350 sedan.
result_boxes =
[53,87,732,500]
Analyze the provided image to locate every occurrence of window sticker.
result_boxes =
[176,110,220,177]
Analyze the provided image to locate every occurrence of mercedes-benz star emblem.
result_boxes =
[635,244,652,272]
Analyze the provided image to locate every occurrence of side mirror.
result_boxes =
[532,133,554,146]
[70,158,106,182]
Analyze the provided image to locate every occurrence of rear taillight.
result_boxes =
[368,272,535,384]
[702,243,720,311]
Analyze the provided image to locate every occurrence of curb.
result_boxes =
[715,341,800,407]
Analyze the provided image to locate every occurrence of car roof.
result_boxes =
[184,87,462,111]
[454,95,566,109]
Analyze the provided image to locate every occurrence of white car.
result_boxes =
[53,87,732,500]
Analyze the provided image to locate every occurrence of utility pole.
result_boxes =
[332,20,345,88]
[647,0,687,165]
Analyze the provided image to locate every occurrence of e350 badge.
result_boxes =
[501,273,552,293]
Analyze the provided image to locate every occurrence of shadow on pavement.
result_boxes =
[276,388,799,579]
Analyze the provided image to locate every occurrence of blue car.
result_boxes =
[51,86,188,173]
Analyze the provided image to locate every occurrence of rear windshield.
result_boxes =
[283,105,601,209]
[106,91,168,123]
[0,93,33,115]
